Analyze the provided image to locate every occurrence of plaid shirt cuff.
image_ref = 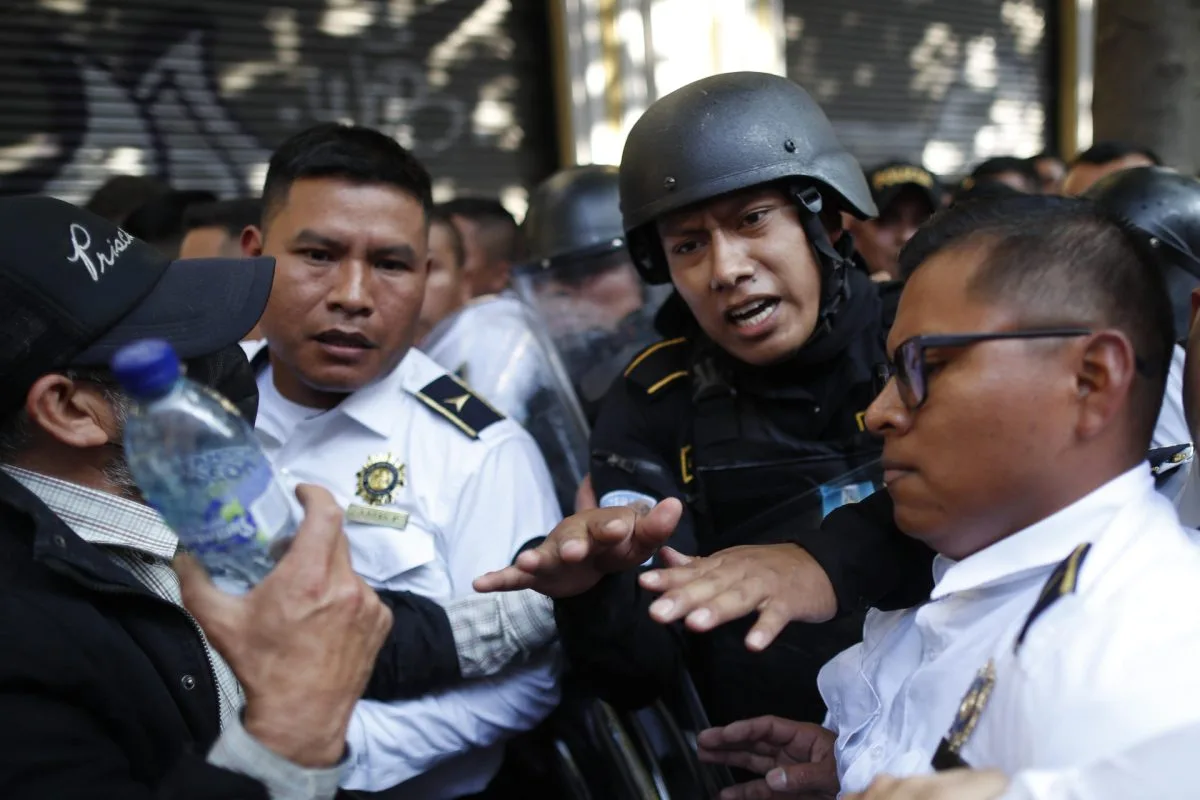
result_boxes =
[207,713,346,800]
[448,590,556,678]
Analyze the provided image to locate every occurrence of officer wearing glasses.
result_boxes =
[690,194,1200,799]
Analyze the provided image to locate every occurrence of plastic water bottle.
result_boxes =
[112,339,296,592]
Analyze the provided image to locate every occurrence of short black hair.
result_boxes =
[899,194,1175,449]
[184,198,264,237]
[950,180,1024,208]
[123,189,219,258]
[428,206,465,269]
[969,157,1040,192]
[261,123,433,224]
[438,196,522,263]
[1073,140,1161,167]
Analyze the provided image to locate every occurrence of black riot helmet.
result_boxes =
[619,71,876,332]
[1087,167,1200,340]
[523,165,625,269]
[514,164,669,422]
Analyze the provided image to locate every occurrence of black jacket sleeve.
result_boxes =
[789,489,936,615]
[554,375,692,711]
[363,589,462,700]
[554,571,686,711]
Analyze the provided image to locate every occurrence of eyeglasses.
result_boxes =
[885,328,1093,410]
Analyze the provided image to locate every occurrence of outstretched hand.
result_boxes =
[638,543,838,651]
[698,715,839,799]
[473,498,683,598]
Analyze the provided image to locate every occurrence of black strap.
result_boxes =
[789,185,852,337]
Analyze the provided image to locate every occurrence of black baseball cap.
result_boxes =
[0,195,274,413]
[865,162,941,214]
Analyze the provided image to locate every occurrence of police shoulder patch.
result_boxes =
[623,337,690,397]
[1014,542,1091,652]
[411,374,504,440]
[1149,443,1193,485]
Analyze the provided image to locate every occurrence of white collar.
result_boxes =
[930,465,1153,600]
[253,343,449,440]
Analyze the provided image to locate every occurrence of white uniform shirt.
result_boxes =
[246,342,562,798]
[821,467,1200,796]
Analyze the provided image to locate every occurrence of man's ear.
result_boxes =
[1189,286,1200,332]
[241,225,264,258]
[23,375,113,450]
[1074,330,1138,440]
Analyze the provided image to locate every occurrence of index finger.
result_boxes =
[698,716,814,751]
[473,564,538,593]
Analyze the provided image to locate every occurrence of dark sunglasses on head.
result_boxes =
[884,328,1097,410]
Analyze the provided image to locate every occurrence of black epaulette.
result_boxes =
[410,374,504,439]
[623,337,690,397]
[1013,542,1091,652]
[1149,443,1193,488]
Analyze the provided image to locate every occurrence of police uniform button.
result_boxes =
[53,534,66,548]
[180,675,196,691]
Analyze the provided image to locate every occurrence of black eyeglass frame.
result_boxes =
[885,327,1100,410]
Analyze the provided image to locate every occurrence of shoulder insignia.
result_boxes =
[931,659,994,771]
[623,337,690,396]
[1014,542,1091,652]
[1149,443,1193,485]
[411,374,504,439]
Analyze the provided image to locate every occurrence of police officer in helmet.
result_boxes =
[481,72,898,728]
[514,165,669,423]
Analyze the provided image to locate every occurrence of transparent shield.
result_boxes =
[513,248,672,422]
[421,295,591,516]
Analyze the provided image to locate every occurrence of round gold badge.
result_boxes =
[355,453,406,506]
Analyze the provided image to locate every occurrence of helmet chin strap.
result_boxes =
[788,185,853,336]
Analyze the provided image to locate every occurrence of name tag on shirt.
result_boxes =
[346,503,410,531]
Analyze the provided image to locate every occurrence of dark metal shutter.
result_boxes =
[0,0,557,206]
[782,0,1053,177]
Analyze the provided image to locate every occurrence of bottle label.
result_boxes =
[166,446,292,555]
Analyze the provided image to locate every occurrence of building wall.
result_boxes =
[783,0,1054,177]
[0,0,559,214]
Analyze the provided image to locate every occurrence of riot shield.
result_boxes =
[513,247,672,424]
[420,294,591,515]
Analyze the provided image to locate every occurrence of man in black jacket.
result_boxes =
[0,197,553,799]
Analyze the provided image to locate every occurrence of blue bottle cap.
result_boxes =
[111,339,182,400]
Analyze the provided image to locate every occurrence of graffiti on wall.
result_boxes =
[0,0,554,204]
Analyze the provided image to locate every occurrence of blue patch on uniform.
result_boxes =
[820,480,880,517]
